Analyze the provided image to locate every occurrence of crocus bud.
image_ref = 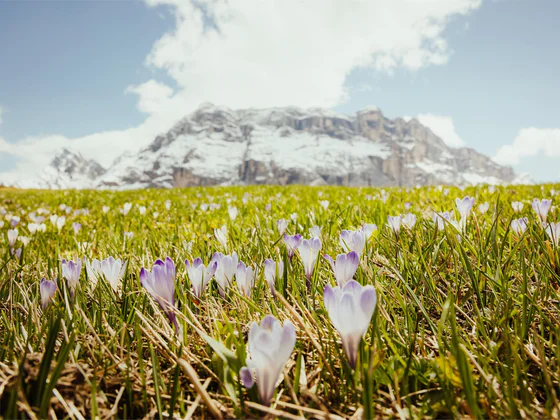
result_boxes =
[40,278,57,310]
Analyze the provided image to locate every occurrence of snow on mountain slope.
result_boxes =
[5,104,525,189]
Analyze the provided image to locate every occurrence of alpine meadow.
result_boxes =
[1,184,559,419]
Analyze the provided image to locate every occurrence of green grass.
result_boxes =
[0,184,559,419]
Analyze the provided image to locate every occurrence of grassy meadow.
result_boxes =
[0,184,559,419]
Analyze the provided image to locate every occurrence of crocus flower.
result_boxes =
[121,202,132,216]
[140,257,179,331]
[124,231,134,240]
[10,216,20,228]
[240,315,296,406]
[512,201,524,213]
[361,223,377,240]
[62,257,82,298]
[387,215,402,235]
[478,202,490,214]
[319,200,329,210]
[324,280,377,368]
[546,222,560,246]
[297,238,322,289]
[100,257,127,291]
[28,223,47,234]
[511,218,528,236]
[324,251,359,287]
[404,202,412,211]
[284,234,302,258]
[212,252,238,296]
[7,228,18,247]
[340,229,366,255]
[402,213,417,230]
[165,200,171,210]
[277,219,288,235]
[18,236,30,246]
[72,222,82,234]
[214,225,228,250]
[456,196,475,230]
[102,206,110,214]
[263,259,284,294]
[228,206,238,221]
[236,261,255,297]
[532,199,552,225]
[309,225,321,238]
[40,278,57,310]
[433,211,452,230]
[186,258,217,298]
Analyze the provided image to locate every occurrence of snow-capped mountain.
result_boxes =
[8,148,106,189]
[6,105,526,189]
[96,104,520,189]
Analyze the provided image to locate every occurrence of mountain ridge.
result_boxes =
[3,104,529,189]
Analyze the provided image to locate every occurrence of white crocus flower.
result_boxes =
[240,315,296,406]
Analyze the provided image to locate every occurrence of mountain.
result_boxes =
[5,105,526,189]
[9,148,106,189]
[96,104,519,189]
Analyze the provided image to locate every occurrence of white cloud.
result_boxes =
[494,127,560,165]
[416,114,465,147]
[0,0,482,182]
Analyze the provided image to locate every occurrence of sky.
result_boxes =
[0,0,558,183]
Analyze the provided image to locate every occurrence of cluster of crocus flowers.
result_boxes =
[240,315,296,406]
[186,258,217,299]
[140,257,179,332]
[324,280,377,368]
[86,256,127,292]
[40,278,57,310]
[324,251,359,287]
[62,257,82,298]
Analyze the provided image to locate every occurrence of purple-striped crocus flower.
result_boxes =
[186,258,217,299]
[297,237,322,290]
[72,222,82,234]
[340,229,366,255]
[263,258,284,294]
[511,217,528,236]
[284,234,302,259]
[236,261,255,297]
[40,278,57,310]
[240,315,296,406]
[140,257,179,332]
[532,198,552,225]
[324,280,377,369]
[324,251,359,287]
[212,252,238,296]
[62,257,82,298]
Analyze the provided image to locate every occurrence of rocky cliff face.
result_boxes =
[96,104,517,189]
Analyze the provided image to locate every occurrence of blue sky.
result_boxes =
[0,0,558,182]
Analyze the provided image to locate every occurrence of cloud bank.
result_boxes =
[0,0,482,182]
[494,127,560,166]
[416,114,465,147]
